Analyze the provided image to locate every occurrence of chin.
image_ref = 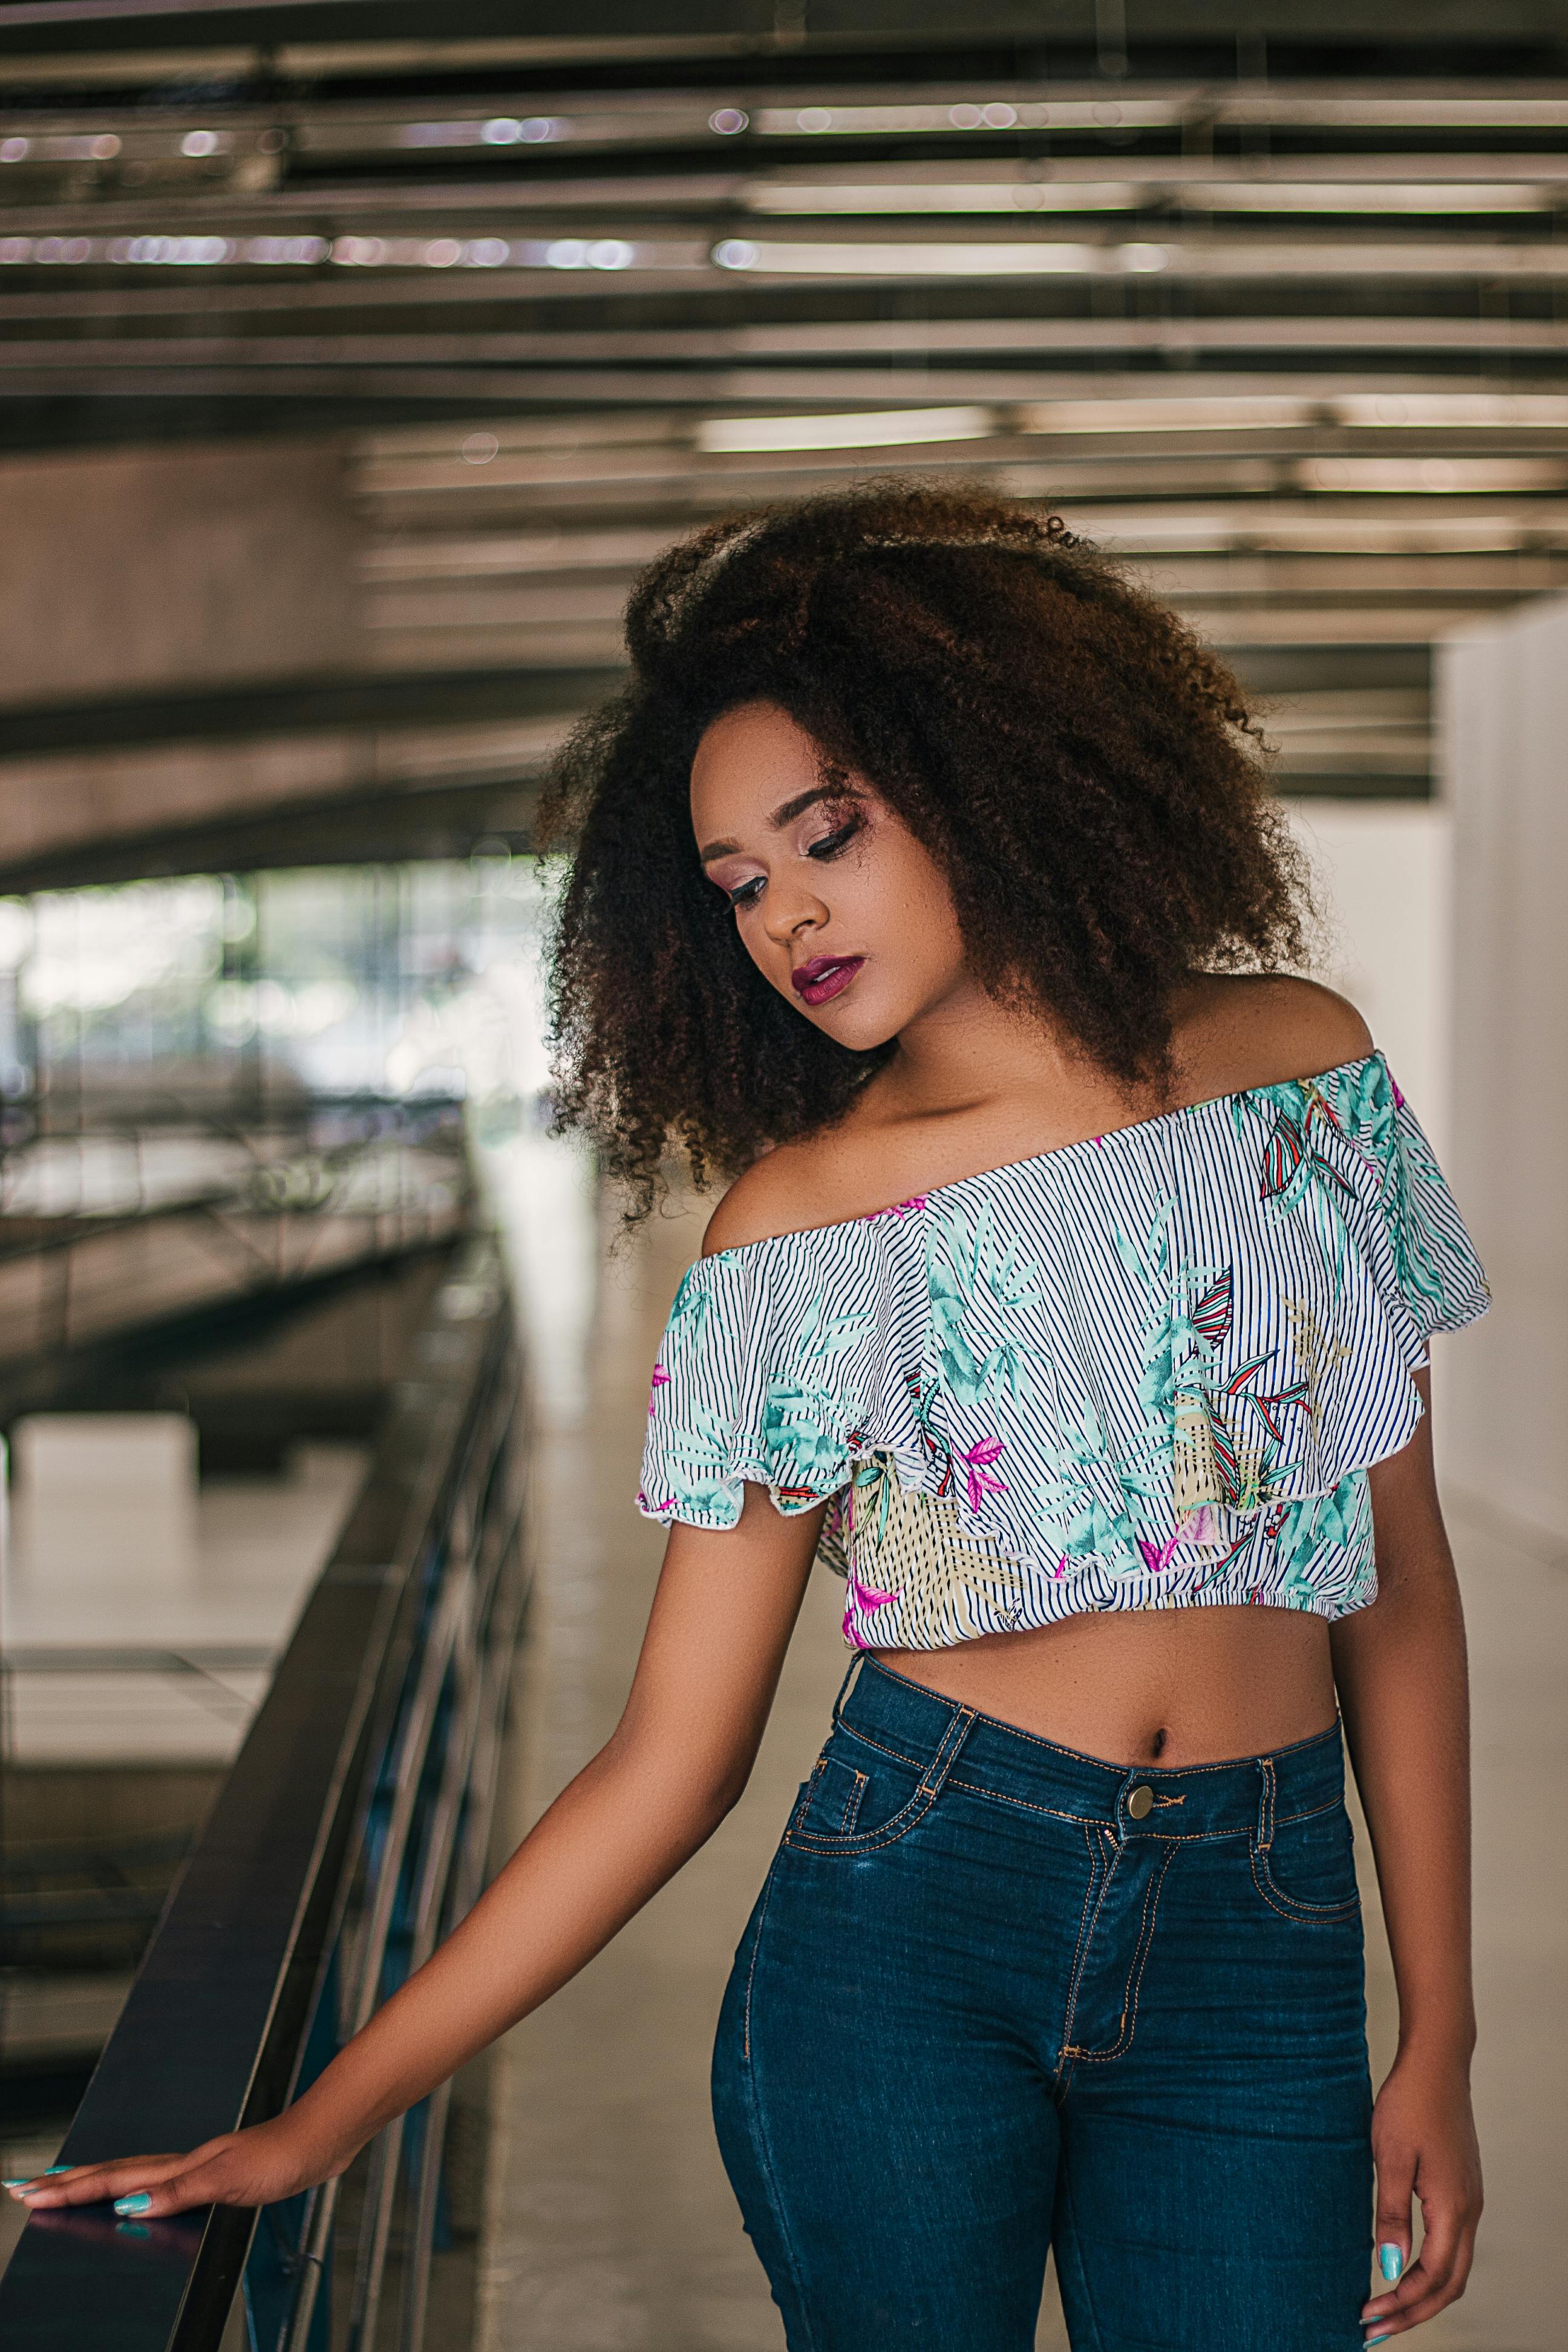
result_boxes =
[807,1003,902,1053]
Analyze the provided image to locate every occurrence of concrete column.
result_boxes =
[0,437,367,707]
[1440,595,1568,1538]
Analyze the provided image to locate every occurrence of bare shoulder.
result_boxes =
[1174,973,1373,1102]
[701,1135,841,1256]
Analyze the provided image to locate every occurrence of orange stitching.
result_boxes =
[1070,1846,1175,2064]
[946,1770,1343,1847]
[1059,1828,1116,2066]
[1247,1840,1360,1925]
[740,1858,783,2063]
[785,1707,972,1857]
[946,1776,1109,1828]
[829,1720,926,1772]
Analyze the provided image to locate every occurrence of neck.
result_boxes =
[879,976,1099,1122]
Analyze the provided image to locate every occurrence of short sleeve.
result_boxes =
[636,1249,862,1530]
[1327,1057,1490,1358]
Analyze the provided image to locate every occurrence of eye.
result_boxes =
[725,875,765,910]
[806,814,863,861]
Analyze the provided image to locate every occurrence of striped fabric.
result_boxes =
[638,1052,1489,1651]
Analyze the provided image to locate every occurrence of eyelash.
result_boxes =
[724,814,863,910]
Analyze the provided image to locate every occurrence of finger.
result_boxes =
[8,2156,190,2210]
[111,2155,259,2220]
[1370,2138,1416,2302]
[1363,2224,1478,2340]
[1365,2228,1477,2339]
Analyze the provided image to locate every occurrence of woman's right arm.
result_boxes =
[10,1486,824,2220]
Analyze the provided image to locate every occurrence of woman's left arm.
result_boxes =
[1331,1367,1482,2342]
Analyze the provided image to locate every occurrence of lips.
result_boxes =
[791,955,864,1007]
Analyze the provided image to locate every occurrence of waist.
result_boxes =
[874,1598,1338,1766]
[840,1653,1348,1831]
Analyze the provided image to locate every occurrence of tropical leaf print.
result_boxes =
[1272,1471,1370,1602]
[924,1200,1050,1408]
[666,1264,712,1345]
[1259,1111,1356,1214]
[1190,1269,1234,1347]
[841,1454,1028,1647]
[760,1379,848,1492]
[639,1045,1488,1644]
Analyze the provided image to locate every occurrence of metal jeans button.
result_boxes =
[1127,1785,1154,1820]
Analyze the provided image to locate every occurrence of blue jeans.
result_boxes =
[713,1657,1373,2351]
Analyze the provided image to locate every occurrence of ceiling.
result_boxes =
[4,6,1568,875]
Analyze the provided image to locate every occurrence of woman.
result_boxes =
[8,485,1486,2351]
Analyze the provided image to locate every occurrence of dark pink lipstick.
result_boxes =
[791,954,864,1007]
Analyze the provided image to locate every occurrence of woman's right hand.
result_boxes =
[8,1504,818,2233]
[4,2111,345,2220]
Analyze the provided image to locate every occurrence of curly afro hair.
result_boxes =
[541,477,1310,1220]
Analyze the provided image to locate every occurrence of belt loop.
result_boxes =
[1257,1756,1276,1852]
[917,1704,975,1799]
[832,1650,867,1726]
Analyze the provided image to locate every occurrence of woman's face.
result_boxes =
[690,700,970,1053]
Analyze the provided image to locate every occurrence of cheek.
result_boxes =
[870,832,963,953]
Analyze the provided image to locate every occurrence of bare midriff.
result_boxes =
[876,1604,1339,1768]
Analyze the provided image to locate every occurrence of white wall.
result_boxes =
[1285,799,1452,1160]
[1439,596,1568,1540]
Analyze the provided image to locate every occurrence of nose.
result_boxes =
[762,876,828,949]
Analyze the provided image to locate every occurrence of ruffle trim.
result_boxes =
[637,1056,1488,1596]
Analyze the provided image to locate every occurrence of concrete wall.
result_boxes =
[0,437,367,706]
[1286,800,1451,1158]
[1440,596,1568,1539]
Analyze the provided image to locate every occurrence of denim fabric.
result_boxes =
[713,1658,1373,2351]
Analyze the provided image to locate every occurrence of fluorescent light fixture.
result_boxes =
[1193,182,1550,214]
[1015,392,1568,437]
[699,406,993,454]
[752,99,1181,137]
[748,182,1145,215]
[747,178,1553,217]
[714,239,1163,275]
[749,93,1568,138]
[1330,392,1568,428]
[715,236,1568,281]
[402,116,568,148]
[1300,459,1568,493]
[1017,396,1317,436]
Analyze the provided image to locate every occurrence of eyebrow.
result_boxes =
[697,783,849,865]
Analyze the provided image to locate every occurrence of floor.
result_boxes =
[2,1441,368,1765]
[475,1139,1563,2352]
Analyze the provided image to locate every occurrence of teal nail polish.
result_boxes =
[2,2179,35,2189]
[44,2166,71,2175]
[1379,2243,1404,2282]
[1367,2335,1393,2346]
[114,2192,151,2216]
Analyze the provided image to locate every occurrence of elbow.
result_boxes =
[600,1721,756,1847]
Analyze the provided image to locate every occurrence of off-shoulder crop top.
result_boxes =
[638,1052,1489,1651]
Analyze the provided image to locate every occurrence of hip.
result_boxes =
[746,1655,1368,2079]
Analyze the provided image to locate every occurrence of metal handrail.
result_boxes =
[0,1230,531,2351]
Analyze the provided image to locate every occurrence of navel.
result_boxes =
[1149,1726,1168,1761]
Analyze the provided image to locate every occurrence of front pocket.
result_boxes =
[1250,1801,1362,1923]
[788,1731,935,1857]
[803,1753,869,1834]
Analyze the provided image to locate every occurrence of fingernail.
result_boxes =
[2,2178,35,2189]
[113,2193,151,2216]
[44,2166,71,2175]
[1367,2336,1392,2346]
[1379,2243,1404,2282]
